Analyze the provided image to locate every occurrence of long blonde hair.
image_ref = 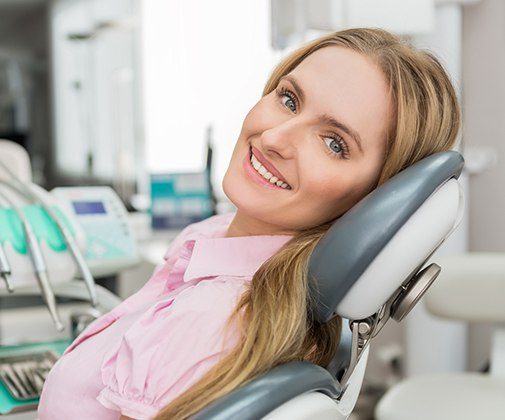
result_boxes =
[154,28,461,419]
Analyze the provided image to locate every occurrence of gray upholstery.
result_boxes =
[192,362,341,420]
[192,327,352,420]
[308,151,464,323]
[326,318,352,382]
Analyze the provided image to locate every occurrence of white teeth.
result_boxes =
[250,152,291,189]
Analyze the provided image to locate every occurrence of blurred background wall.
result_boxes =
[462,0,503,373]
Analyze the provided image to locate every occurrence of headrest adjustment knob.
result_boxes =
[390,263,441,322]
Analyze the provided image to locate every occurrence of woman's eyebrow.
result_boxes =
[280,75,364,154]
[280,75,306,103]
[319,114,364,154]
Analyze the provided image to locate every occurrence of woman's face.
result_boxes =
[223,46,393,236]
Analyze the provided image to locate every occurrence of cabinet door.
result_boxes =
[51,0,140,188]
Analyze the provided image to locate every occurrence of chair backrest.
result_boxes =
[193,150,465,420]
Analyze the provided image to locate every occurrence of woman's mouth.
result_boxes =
[243,146,292,190]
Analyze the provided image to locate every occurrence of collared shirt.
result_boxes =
[37,212,293,420]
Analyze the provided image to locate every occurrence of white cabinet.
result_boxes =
[50,0,141,191]
[272,0,436,50]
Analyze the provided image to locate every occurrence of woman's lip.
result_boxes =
[243,150,291,190]
[250,146,289,185]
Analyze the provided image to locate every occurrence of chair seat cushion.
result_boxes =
[375,373,505,420]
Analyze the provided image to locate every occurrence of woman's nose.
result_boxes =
[260,118,300,158]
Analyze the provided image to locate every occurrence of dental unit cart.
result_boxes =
[51,186,139,278]
[0,140,140,417]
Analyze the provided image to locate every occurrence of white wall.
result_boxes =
[463,0,505,252]
[462,0,505,371]
[140,0,276,202]
[403,3,468,376]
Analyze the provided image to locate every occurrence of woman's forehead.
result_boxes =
[290,47,389,109]
[288,46,392,148]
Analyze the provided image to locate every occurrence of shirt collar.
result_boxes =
[183,234,294,282]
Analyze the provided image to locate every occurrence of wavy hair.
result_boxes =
[154,27,461,419]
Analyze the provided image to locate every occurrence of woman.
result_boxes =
[38,28,460,419]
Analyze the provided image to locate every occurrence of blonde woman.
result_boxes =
[38,28,461,420]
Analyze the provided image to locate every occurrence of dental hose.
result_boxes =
[0,161,98,307]
[0,244,13,293]
[0,206,13,293]
[0,198,13,292]
[0,186,64,331]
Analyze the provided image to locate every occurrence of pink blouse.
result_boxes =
[37,212,293,419]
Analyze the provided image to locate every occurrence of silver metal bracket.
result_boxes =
[337,263,442,393]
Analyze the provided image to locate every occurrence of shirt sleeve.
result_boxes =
[96,277,245,419]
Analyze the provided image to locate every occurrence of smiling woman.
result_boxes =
[37,28,460,420]
[152,28,460,419]
[224,45,393,235]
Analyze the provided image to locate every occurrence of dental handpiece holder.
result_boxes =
[0,140,139,334]
[0,193,89,328]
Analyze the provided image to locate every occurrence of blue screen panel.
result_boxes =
[72,201,106,215]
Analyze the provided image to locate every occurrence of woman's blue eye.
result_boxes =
[323,136,350,159]
[282,95,296,112]
[328,139,342,153]
[275,87,298,112]
[275,86,350,159]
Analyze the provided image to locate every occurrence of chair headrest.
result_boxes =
[308,151,465,323]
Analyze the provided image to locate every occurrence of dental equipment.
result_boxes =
[0,160,98,307]
[0,195,14,293]
[0,226,13,292]
[51,186,140,278]
[0,187,64,332]
[0,351,59,401]
[0,139,140,415]
[0,280,123,414]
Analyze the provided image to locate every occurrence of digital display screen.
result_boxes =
[72,201,107,215]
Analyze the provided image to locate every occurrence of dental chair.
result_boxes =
[0,141,465,418]
[375,252,505,420]
[193,150,465,420]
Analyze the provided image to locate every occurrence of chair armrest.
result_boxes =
[192,361,341,420]
[425,253,505,323]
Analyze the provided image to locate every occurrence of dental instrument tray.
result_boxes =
[0,350,57,401]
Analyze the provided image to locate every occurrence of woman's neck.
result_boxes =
[224,211,296,238]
